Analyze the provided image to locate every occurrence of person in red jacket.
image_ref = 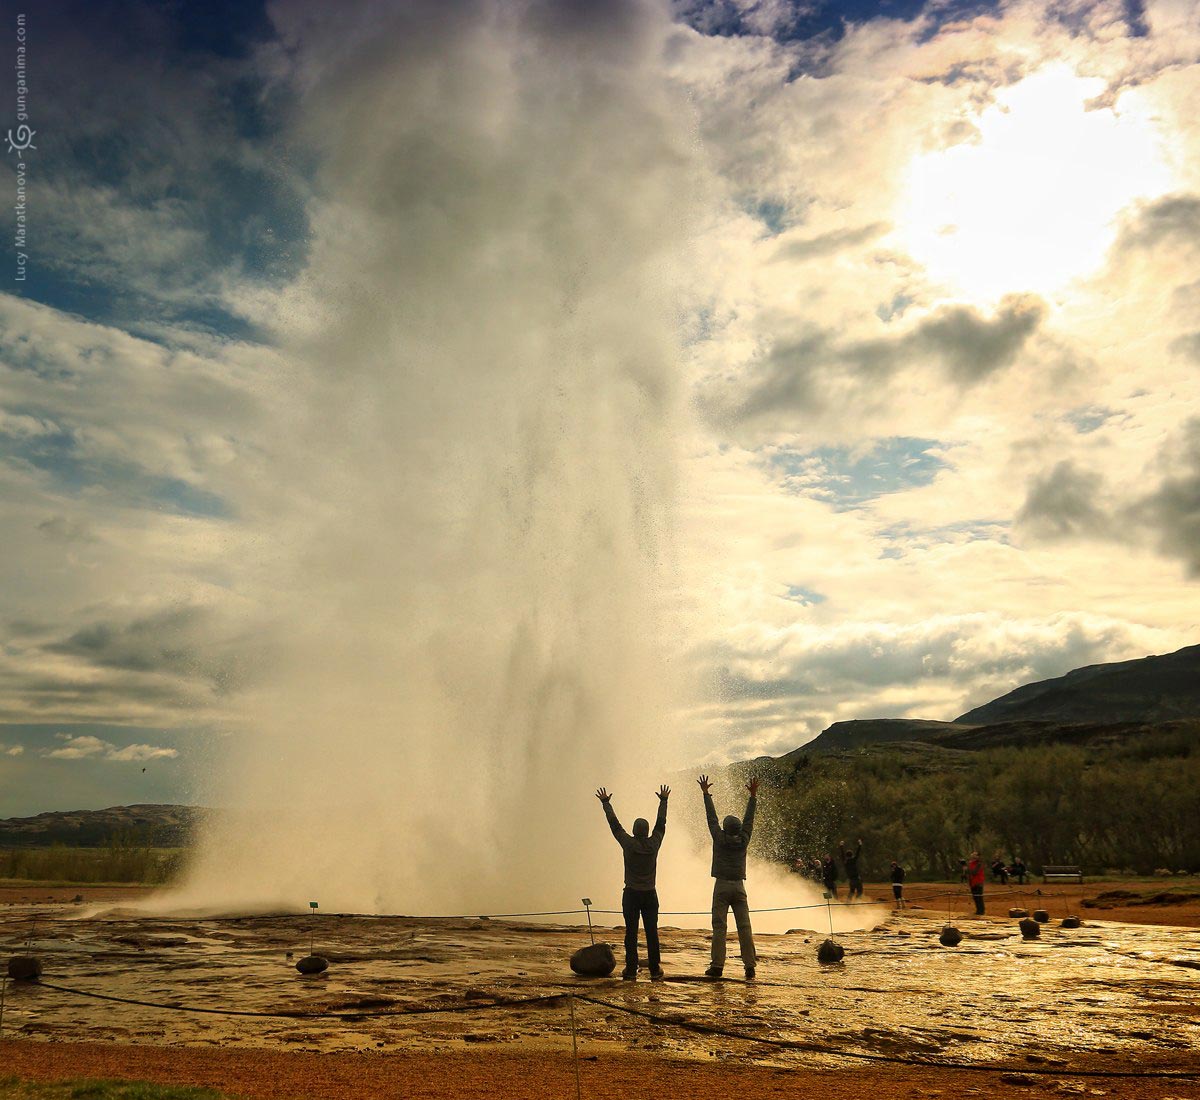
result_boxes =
[965,851,986,915]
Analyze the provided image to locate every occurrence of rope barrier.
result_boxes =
[571,994,1200,1080]
[18,977,1200,1080]
[33,980,567,1020]
[0,883,1047,925]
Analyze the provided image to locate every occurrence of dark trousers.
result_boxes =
[970,884,985,914]
[621,888,660,974]
[823,880,838,898]
[848,877,863,899]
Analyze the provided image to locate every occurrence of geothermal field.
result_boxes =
[3,885,1200,1099]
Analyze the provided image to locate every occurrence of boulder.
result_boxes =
[1008,907,1028,918]
[1019,918,1041,940]
[1061,915,1082,929]
[7,955,42,981]
[295,954,329,974]
[569,942,616,978]
[1032,909,1050,923]
[939,925,963,947]
[816,938,845,964]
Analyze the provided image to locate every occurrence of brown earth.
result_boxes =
[2,1040,1198,1100]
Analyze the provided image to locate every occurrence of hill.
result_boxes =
[800,643,1200,754]
[955,644,1200,725]
[0,804,204,847]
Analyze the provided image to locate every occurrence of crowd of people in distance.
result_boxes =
[790,846,1030,914]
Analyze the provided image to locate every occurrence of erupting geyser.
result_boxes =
[172,0,698,916]
[160,0,880,934]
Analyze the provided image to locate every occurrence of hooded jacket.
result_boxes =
[603,798,667,891]
[704,792,755,881]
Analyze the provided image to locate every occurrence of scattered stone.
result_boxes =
[1008,907,1028,918]
[817,938,845,964]
[570,942,616,977]
[7,955,42,981]
[295,954,329,974]
[1061,916,1082,929]
[1019,918,1041,940]
[999,1072,1039,1085]
[939,926,963,948]
[1033,909,1050,923]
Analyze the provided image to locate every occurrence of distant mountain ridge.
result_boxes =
[0,804,204,847]
[803,643,1200,753]
[955,644,1200,725]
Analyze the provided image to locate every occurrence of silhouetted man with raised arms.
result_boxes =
[595,784,670,981]
[699,773,758,980]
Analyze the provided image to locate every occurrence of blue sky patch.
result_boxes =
[768,436,951,508]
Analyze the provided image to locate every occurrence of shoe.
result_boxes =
[744,966,756,980]
[704,966,723,978]
[621,970,637,981]
[650,968,665,981]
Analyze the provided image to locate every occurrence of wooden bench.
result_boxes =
[1042,865,1084,883]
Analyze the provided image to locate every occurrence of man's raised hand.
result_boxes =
[697,774,712,794]
[657,785,671,801]
[746,776,760,796]
[595,788,611,803]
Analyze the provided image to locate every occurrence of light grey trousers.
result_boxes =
[711,878,756,969]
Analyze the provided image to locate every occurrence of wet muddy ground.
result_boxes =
[2,897,1198,1076]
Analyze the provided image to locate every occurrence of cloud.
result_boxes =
[1,743,23,756]
[1015,460,1113,541]
[701,294,1045,428]
[44,732,177,762]
[773,221,889,262]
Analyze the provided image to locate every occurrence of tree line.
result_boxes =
[737,727,1200,879]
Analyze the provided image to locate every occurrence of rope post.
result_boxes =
[581,899,594,946]
[823,891,833,936]
[0,973,7,1040]
[567,993,583,1100]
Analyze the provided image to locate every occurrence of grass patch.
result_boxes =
[0,1080,227,1100]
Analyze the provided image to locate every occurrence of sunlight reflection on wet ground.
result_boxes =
[2,905,1198,1071]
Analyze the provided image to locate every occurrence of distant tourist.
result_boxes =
[1010,856,1027,885]
[699,774,758,980]
[890,860,906,909]
[991,854,1009,885]
[842,838,864,900]
[822,853,839,898]
[595,784,670,981]
[965,851,986,915]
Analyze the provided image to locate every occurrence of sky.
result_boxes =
[1,0,1198,815]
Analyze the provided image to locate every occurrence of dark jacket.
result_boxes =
[603,798,667,891]
[704,792,755,881]
[890,864,906,884]
[844,841,862,881]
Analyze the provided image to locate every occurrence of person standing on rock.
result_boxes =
[842,838,864,900]
[595,785,670,981]
[699,774,758,980]
[965,850,986,915]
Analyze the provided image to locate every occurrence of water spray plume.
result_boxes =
[155,0,879,934]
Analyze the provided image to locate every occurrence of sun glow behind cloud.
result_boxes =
[893,65,1177,302]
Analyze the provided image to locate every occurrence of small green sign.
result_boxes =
[309,901,319,909]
